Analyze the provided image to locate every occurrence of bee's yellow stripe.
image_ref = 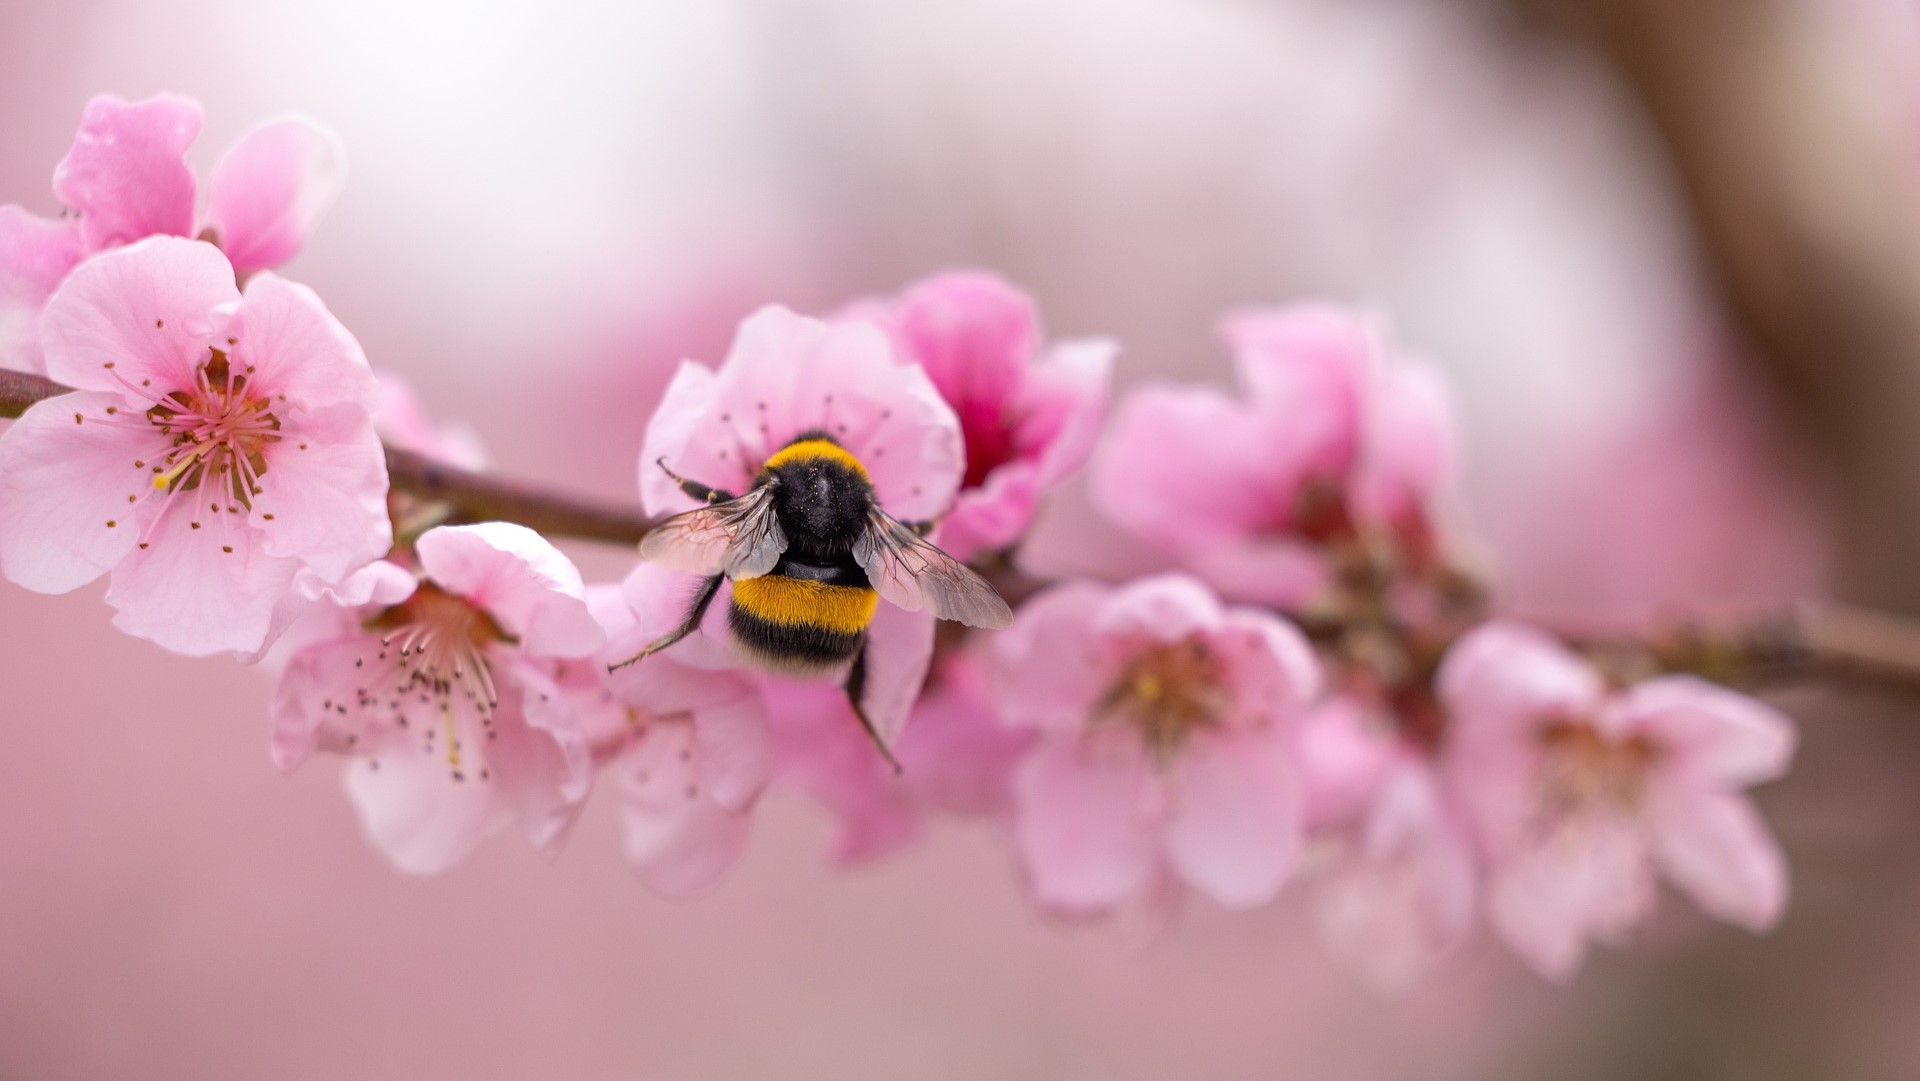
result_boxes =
[764,438,869,480]
[731,575,878,635]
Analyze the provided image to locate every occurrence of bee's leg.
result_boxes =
[608,573,724,672]
[654,457,736,505]
[844,637,904,774]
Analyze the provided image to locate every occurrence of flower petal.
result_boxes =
[1436,620,1605,745]
[1092,383,1282,549]
[614,718,754,897]
[106,504,300,656]
[250,401,391,584]
[416,523,604,658]
[1487,816,1655,982]
[51,94,201,250]
[1615,676,1796,787]
[855,599,937,750]
[1163,729,1302,908]
[1651,785,1788,931]
[889,271,1039,409]
[0,206,85,374]
[0,392,159,592]
[204,117,346,275]
[220,271,374,410]
[39,236,239,394]
[1014,734,1161,912]
[989,580,1111,732]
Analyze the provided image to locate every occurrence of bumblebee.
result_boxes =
[617,430,1012,761]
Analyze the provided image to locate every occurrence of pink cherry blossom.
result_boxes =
[1437,620,1796,981]
[577,582,772,897]
[849,272,1114,560]
[636,304,967,745]
[0,237,389,656]
[1092,304,1455,608]
[1,94,344,373]
[767,652,1034,865]
[271,523,606,875]
[990,574,1320,913]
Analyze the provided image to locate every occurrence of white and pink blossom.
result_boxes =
[272,523,606,874]
[0,237,389,656]
[636,304,967,744]
[990,574,1320,913]
[1437,620,1796,981]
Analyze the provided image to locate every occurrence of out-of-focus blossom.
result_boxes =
[767,652,1034,865]
[1093,304,1455,608]
[991,574,1319,913]
[271,523,605,874]
[1437,620,1796,981]
[0,237,389,656]
[848,272,1114,561]
[1,94,344,373]
[578,583,771,897]
[636,305,965,744]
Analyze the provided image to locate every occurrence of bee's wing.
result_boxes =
[638,486,787,579]
[851,508,1013,629]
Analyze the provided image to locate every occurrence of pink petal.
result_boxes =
[0,392,159,592]
[1014,734,1161,912]
[1487,817,1655,982]
[0,206,85,374]
[1163,729,1302,908]
[936,461,1042,561]
[691,695,773,812]
[270,632,378,771]
[889,272,1039,409]
[1435,620,1606,745]
[988,580,1111,732]
[615,719,754,897]
[249,401,390,584]
[204,117,346,275]
[855,600,937,749]
[1090,573,1225,647]
[415,523,604,658]
[1187,538,1332,609]
[1022,338,1117,492]
[1092,383,1284,550]
[219,271,374,410]
[1651,785,1788,931]
[637,360,725,515]
[39,236,239,394]
[292,559,417,608]
[1295,697,1399,829]
[345,670,581,875]
[106,504,300,656]
[1212,606,1321,730]
[763,677,923,866]
[51,94,202,250]
[1614,676,1797,787]
[614,561,737,670]
[1352,361,1456,526]
[1217,304,1370,479]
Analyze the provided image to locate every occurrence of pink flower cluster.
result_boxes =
[0,94,1801,987]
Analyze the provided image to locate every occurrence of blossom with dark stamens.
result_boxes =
[272,523,606,874]
[0,237,388,656]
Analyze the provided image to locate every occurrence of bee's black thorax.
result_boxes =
[756,431,875,564]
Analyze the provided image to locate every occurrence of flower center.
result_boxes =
[1536,719,1661,814]
[368,584,510,735]
[1096,637,1229,758]
[146,348,281,509]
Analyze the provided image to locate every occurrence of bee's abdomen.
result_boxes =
[728,573,877,673]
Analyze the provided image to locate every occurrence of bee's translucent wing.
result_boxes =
[638,486,787,579]
[851,508,1013,629]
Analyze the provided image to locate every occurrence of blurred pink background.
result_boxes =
[1,1,1913,1077]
